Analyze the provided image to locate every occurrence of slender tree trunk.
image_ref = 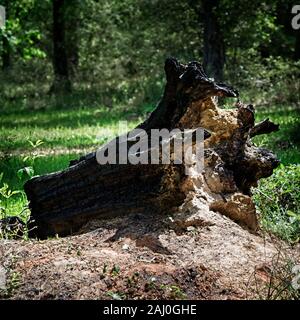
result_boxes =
[65,0,79,76]
[50,0,71,94]
[2,35,11,71]
[1,1,11,71]
[202,0,225,81]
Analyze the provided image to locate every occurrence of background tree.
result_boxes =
[50,0,71,94]
[189,0,225,81]
[0,0,299,104]
[202,0,225,81]
[65,0,80,76]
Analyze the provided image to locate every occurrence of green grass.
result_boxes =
[0,100,299,242]
[253,164,300,243]
[0,106,141,152]
[246,105,299,242]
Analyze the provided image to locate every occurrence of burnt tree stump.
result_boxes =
[24,58,280,238]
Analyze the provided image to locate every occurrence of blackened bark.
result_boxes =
[50,0,71,93]
[250,118,279,138]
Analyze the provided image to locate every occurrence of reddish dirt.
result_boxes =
[0,200,299,300]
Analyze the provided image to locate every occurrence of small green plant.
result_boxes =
[17,139,45,182]
[0,173,30,239]
[169,285,187,299]
[28,139,44,149]
[0,270,22,298]
[111,264,120,277]
[0,181,22,202]
[17,166,34,181]
[106,291,126,300]
[0,173,22,220]
[144,277,157,291]
[99,263,108,280]
[160,284,187,299]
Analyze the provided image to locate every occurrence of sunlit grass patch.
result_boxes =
[0,105,141,153]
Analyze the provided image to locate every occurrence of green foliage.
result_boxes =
[0,270,22,298]
[226,56,300,105]
[17,166,34,180]
[77,0,200,104]
[0,0,299,107]
[111,265,121,277]
[0,0,46,61]
[159,284,187,299]
[0,171,30,239]
[253,164,300,243]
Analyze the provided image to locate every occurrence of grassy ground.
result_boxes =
[0,100,299,242]
[251,105,300,242]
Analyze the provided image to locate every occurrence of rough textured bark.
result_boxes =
[24,58,279,239]
[50,0,71,93]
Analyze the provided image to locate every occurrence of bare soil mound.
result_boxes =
[1,198,298,300]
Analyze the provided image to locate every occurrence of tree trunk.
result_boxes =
[202,0,225,81]
[24,58,279,239]
[50,0,71,94]
[2,34,11,71]
[65,0,80,76]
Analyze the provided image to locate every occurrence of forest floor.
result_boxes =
[0,102,299,300]
[0,198,299,300]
